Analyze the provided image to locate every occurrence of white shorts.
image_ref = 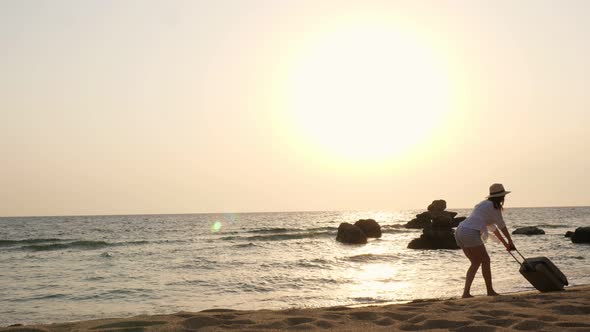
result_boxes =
[455,226,483,248]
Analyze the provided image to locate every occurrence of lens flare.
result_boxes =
[211,221,222,233]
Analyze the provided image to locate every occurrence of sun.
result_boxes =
[283,22,453,162]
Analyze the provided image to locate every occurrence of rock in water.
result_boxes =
[571,227,590,244]
[336,223,367,244]
[405,199,466,230]
[407,226,460,250]
[446,211,459,218]
[512,226,545,235]
[565,231,574,238]
[404,212,432,229]
[451,216,466,228]
[354,219,382,238]
[432,214,453,228]
[404,218,432,229]
[427,200,447,213]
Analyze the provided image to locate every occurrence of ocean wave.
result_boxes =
[535,224,570,229]
[222,226,334,242]
[0,238,69,247]
[166,279,210,287]
[31,293,68,300]
[349,297,390,304]
[295,258,333,269]
[381,224,413,233]
[2,239,152,252]
[246,227,292,234]
[220,225,411,242]
[220,231,333,242]
[125,240,151,245]
[343,253,399,263]
[70,288,155,301]
[22,241,111,251]
[245,226,337,234]
[237,283,273,293]
[232,243,257,248]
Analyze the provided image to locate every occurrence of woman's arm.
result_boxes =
[500,226,516,250]
[493,228,508,248]
[493,226,516,251]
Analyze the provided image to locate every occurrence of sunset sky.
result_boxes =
[2,1,589,216]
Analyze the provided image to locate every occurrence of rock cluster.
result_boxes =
[336,219,382,244]
[404,200,465,229]
[407,226,460,250]
[406,200,464,250]
[512,226,546,235]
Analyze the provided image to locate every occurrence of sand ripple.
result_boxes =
[2,285,590,331]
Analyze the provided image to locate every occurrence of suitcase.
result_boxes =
[510,251,569,292]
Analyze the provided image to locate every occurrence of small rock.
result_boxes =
[354,219,382,238]
[512,226,545,235]
[336,223,367,244]
[451,217,467,228]
[571,227,590,244]
[427,199,447,212]
[565,231,574,238]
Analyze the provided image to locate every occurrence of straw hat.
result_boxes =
[486,183,511,198]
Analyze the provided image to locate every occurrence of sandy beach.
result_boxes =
[3,285,590,332]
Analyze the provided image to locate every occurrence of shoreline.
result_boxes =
[3,285,590,331]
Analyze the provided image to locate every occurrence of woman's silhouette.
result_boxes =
[455,183,516,298]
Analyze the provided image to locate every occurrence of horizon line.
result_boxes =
[1,204,589,219]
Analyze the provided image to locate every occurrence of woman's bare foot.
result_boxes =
[487,291,500,296]
[462,294,474,298]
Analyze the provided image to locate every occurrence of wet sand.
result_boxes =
[2,285,590,331]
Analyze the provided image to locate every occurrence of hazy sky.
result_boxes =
[2,1,589,216]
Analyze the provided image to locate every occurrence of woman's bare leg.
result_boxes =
[461,245,482,298]
[461,244,497,298]
[481,252,498,296]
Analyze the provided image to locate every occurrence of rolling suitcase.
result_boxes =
[509,250,568,292]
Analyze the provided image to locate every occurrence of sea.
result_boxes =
[1,207,589,326]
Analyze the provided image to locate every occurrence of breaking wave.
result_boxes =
[0,238,69,247]
[0,239,151,252]
[219,225,410,242]
[220,226,337,242]
[344,253,400,263]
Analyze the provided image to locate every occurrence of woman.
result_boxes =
[455,183,516,298]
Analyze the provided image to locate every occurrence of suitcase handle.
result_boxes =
[508,249,529,267]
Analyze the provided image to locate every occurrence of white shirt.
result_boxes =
[459,200,506,233]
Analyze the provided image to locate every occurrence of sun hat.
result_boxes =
[486,183,511,198]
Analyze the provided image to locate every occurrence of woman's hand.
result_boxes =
[500,227,516,251]
[506,241,516,251]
